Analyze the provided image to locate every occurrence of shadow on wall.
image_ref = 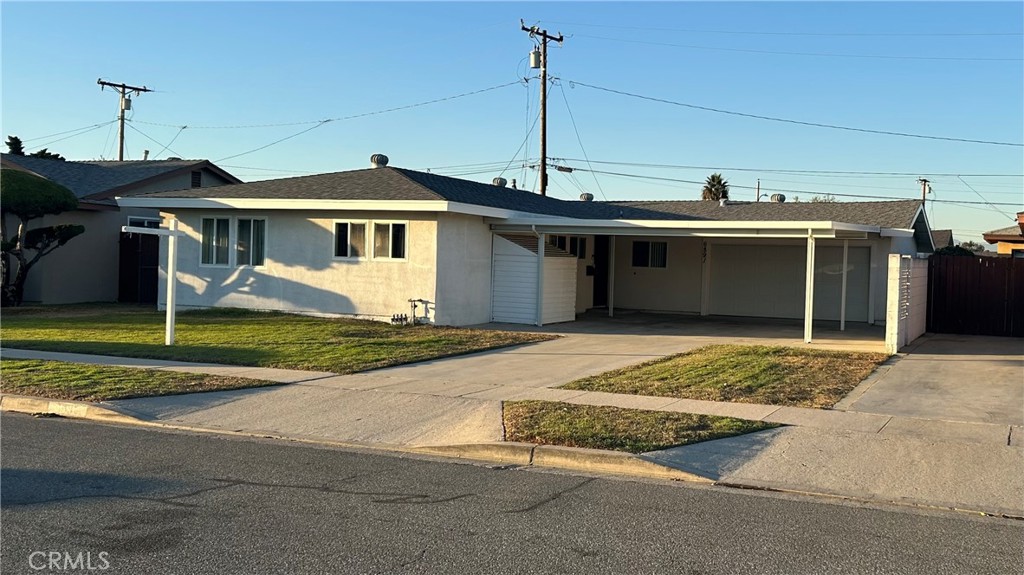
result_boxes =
[173,268,355,316]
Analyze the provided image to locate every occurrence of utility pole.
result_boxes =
[917,178,931,204]
[521,21,563,196]
[97,79,153,161]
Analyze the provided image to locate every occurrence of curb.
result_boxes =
[1,395,151,426]
[411,442,713,483]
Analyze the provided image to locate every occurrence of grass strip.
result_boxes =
[503,400,777,454]
[0,359,279,402]
[561,344,888,409]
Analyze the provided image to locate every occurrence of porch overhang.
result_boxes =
[487,218,880,240]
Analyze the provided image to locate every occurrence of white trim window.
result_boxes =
[201,217,231,266]
[373,221,407,260]
[632,240,667,268]
[334,221,367,259]
[236,218,266,267]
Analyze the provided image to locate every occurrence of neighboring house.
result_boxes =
[116,156,935,341]
[931,229,954,249]
[982,212,1024,257]
[1,154,240,304]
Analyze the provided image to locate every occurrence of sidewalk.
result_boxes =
[4,346,1022,516]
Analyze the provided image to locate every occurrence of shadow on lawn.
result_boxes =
[0,340,278,368]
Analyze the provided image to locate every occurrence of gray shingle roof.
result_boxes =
[931,229,954,248]
[129,165,923,228]
[610,199,924,229]
[983,225,1023,238]
[0,154,230,202]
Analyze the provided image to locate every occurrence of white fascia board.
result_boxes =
[489,218,880,233]
[880,228,915,237]
[114,197,528,220]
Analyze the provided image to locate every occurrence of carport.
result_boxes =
[489,218,908,343]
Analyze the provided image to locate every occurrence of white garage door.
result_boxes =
[709,244,869,321]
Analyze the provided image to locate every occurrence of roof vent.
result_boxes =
[492,177,508,188]
[770,193,786,203]
[580,192,594,202]
[719,198,728,207]
[370,154,389,168]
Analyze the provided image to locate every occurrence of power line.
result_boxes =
[32,121,118,151]
[124,123,186,159]
[151,125,187,160]
[545,21,1024,38]
[18,120,118,144]
[499,110,541,179]
[551,157,1024,178]
[557,80,607,201]
[957,175,1016,219]
[572,33,1023,62]
[215,121,330,163]
[563,165,1024,206]
[566,81,1023,147]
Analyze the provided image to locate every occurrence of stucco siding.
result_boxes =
[157,210,438,321]
[434,213,492,326]
[612,236,703,313]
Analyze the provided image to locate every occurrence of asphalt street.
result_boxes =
[2,413,1020,575]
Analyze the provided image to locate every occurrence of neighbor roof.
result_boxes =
[128,166,925,228]
[931,229,954,248]
[982,225,1024,241]
[0,154,241,205]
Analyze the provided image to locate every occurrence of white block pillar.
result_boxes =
[803,232,816,343]
[840,239,849,331]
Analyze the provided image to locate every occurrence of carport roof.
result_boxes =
[609,200,924,230]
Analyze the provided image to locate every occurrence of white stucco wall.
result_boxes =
[433,213,492,326]
[611,236,703,314]
[157,210,438,322]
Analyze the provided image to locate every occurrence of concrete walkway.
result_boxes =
[5,333,1023,516]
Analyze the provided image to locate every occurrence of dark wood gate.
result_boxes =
[927,255,1024,337]
[118,232,160,304]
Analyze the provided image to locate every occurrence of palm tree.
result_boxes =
[701,173,730,201]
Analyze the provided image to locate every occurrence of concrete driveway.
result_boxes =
[837,334,1024,425]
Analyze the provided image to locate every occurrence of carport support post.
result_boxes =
[804,232,816,343]
[536,233,545,326]
[607,236,616,317]
[840,239,849,331]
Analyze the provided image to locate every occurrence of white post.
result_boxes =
[804,232,816,343]
[607,236,616,317]
[165,219,179,345]
[536,233,545,327]
[700,240,711,316]
[867,242,876,325]
[840,239,849,331]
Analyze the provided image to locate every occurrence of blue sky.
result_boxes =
[2,2,1021,244]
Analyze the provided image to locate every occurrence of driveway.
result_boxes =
[837,334,1024,425]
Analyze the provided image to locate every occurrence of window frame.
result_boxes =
[372,221,409,261]
[631,240,668,269]
[235,217,268,268]
[200,216,232,268]
[127,216,162,229]
[332,220,369,260]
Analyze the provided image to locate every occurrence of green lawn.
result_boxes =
[561,345,889,409]
[1,305,554,373]
[0,359,278,402]
[503,400,777,453]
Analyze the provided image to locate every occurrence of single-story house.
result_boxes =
[116,155,935,341]
[1,154,240,304]
[982,212,1024,257]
